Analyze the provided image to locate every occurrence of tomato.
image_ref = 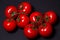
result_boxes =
[24,24,38,39]
[18,2,31,15]
[5,6,17,18]
[3,19,16,32]
[30,11,42,26]
[16,14,29,28]
[44,11,57,24]
[38,23,52,37]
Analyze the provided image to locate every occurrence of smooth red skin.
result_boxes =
[3,19,16,32]
[16,14,29,28]
[24,24,38,39]
[18,2,31,15]
[5,6,17,18]
[44,11,57,24]
[39,23,52,37]
[30,11,42,25]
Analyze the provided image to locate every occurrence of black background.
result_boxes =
[0,0,60,40]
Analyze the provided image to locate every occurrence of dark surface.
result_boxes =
[0,0,60,40]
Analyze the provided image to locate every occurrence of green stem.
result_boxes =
[35,16,40,22]
[16,17,20,22]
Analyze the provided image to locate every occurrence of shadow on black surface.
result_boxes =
[19,27,24,30]
[31,5,36,12]
[28,34,40,40]
[7,26,18,33]
[52,15,60,27]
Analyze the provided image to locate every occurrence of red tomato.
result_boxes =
[24,24,38,39]
[39,23,52,37]
[5,6,17,18]
[16,14,29,28]
[44,11,57,24]
[30,11,42,26]
[18,2,31,15]
[3,19,16,32]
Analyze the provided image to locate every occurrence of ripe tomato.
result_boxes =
[18,2,31,15]
[44,11,57,24]
[5,6,17,18]
[39,23,52,37]
[16,14,29,28]
[3,19,16,32]
[30,11,42,26]
[24,24,38,39]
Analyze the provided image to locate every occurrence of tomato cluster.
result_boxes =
[3,2,57,39]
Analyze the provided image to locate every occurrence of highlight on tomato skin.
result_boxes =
[43,11,57,24]
[18,2,32,15]
[30,11,43,26]
[24,24,38,39]
[5,5,17,19]
[3,19,16,32]
[38,22,53,37]
[16,14,29,28]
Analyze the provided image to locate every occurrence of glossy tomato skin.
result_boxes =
[16,14,29,28]
[24,24,38,39]
[30,11,42,26]
[18,2,31,15]
[44,11,57,24]
[5,6,17,18]
[39,23,52,37]
[3,19,16,32]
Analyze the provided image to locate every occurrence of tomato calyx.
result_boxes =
[31,23,38,30]
[22,12,25,14]
[11,12,16,17]
[32,27,37,30]
[31,26,37,30]
[7,19,11,22]
[35,16,41,23]
[27,24,37,30]
[42,23,46,27]
[16,17,20,22]
[7,19,13,22]
[31,22,35,25]
[45,16,50,22]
